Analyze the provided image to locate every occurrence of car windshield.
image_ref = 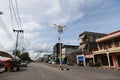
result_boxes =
[0,0,120,80]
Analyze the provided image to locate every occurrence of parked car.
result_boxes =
[1,59,20,72]
[20,62,28,67]
[0,61,5,73]
[48,60,56,64]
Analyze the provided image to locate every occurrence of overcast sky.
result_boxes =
[0,0,120,59]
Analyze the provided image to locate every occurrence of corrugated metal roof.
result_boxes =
[0,51,13,59]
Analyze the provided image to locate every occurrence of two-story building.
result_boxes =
[62,45,79,64]
[53,43,63,60]
[93,30,120,68]
[77,31,107,66]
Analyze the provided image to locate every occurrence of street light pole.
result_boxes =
[53,24,66,70]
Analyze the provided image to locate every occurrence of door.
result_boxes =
[116,55,120,67]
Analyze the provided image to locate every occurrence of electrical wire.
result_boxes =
[15,0,22,29]
[10,0,20,29]
[9,0,14,29]
[15,0,25,53]
[66,0,108,30]
[0,16,13,40]
[9,0,25,54]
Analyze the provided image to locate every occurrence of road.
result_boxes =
[0,63,120,80]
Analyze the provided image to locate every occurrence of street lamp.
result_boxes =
[53,24,66,70]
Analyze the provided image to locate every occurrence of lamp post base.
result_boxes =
[59,65,63,71]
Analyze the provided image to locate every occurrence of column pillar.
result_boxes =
[93,54,95,65]
[106,52,111,68]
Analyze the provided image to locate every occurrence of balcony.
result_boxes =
[93,47,120,55]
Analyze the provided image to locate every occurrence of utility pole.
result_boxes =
[53,24,66,70]
[13,29,23,60]
[0,11,3,15]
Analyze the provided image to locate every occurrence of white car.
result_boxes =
[20,62,28,67]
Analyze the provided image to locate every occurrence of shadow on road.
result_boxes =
[18,68,29,72]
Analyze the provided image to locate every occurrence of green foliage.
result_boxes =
[13,50,21,57]
[19,52,31,61]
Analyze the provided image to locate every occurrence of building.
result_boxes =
[67,49,82,65]
[53,43,63,59]
[62,45,79,57]
[77,31,107,66]
[93,30,120,68]
[62,45,79,64]
[53,43,63,64]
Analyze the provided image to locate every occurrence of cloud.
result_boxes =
[0,0,107,59]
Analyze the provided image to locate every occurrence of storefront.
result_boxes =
[94,52,120,68]
[115,54,120,67]
[84,54,94,66]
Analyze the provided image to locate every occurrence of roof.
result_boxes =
[96,30,120,42]
[109,30,120,35]
[79,31,107,37]
[0,51,13,59]
[62,45,79,48]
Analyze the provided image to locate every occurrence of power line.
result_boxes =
[9,0,14,29]
[10,1,24,39]
[15,0,24,53]
[9,0,25,54]
[66,0,108,30]
[0,16,13,40]
[9,0,20,29]
[15,0,22,29]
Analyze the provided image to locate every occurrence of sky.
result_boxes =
[0,0,120,59]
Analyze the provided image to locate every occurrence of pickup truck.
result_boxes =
[1,59,20,72]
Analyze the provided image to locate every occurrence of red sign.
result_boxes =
[85,54,93,58]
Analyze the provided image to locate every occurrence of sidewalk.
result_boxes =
[41,63,120,71]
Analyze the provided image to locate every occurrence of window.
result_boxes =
[103,42,107,50]
[99,43,103,49]
[89,36,94,42]
[114,39,119,47]
[108,41,112,48]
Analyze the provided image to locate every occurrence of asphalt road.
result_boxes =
[0,63,120,80]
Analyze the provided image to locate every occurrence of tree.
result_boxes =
[19,52,31,61]
[13,50,21,58]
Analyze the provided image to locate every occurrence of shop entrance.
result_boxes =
[109,56,113,66]
[116,55,120,67]
[101,55,108,66]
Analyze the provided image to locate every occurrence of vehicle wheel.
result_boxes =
[17,66,20,71]
[5,68,8,72]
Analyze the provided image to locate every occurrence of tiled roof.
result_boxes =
[96,30,120,42]
[79,31,107,37]
[109,30,120,35]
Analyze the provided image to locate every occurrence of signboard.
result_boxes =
[85,54,93,58]
[78,56,84,61]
